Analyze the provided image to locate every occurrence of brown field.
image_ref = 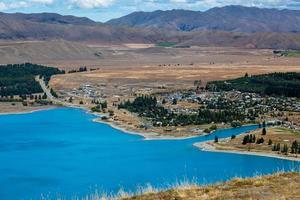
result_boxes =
[212,127,300,160]
[47,43,300,94]
[124,172,300,200]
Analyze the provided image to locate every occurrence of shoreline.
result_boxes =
[92,117,200,141]
[194,141,300,162]
[3,106,300,161]
[0,106,56,116]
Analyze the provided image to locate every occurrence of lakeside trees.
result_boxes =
[118,95,252,127]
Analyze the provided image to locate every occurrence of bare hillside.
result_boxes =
[0,40,101,64]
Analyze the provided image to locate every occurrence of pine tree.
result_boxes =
[262,128,267,135]
[276,143,281,151]
[268,139,273,145]
[252,135,256,143]
[42,93,47,99]
[282,144,288,155]
[291,140,299,154]
[172,98,177,105]
[214,136,219,143]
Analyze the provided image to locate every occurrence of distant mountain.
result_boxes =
[107,6,300,33]
[0,12,175,43]
[0,10,300,50]
[178,31,300,50]
[0,12,98,26]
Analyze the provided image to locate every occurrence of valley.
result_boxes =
[0,4,300,199]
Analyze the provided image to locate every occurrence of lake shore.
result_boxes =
[0,105,56,115]
[92,117,200,141]
[194,141,300,162]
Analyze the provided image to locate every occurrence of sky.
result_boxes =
[0,0,300,22]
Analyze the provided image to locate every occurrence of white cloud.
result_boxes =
[30,0,55,5]
[69,0,115,9]
[0,1,29,11]
[0,0,55,11]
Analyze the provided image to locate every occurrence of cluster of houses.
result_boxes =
[160,90,300,129]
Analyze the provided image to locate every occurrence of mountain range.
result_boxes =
[0,6,300,49]
[107,5,300,33]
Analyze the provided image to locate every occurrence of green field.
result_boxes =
[284,51,300,57]
[274,50,300,57]
[156,42,177,47]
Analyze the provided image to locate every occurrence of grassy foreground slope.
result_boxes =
[124,172,300,200]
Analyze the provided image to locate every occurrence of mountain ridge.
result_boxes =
[0,7,300,50]
[107,5,300,33]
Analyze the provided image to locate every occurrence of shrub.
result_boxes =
[256,137,264,144]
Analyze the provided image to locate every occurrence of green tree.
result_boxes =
[262,128,267,135]
[256,137,264,144]
[268,139,273,145]
[291,140,299,154]
[214,136,219,143]
[172,98,177,105]
[282,144,288,155]
[42,93,47,99]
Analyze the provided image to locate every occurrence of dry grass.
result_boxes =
[123,172,300,200]
[0,102,53,114]
[77,172,300,200]
[213,127,300,159]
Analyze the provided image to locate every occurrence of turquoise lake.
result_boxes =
[0,108,299,199]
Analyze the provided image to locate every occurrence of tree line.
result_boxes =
[207,72,300,98]
[0,63,65,96]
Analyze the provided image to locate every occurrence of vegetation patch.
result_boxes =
[118,96,254,127]
[156,42,177,47]
[0,63,65,96]
[207,72,300,98]
[274,50,300,57]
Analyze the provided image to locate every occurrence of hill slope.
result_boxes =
[0,10,300,49]
[0,12,175,43]
[124,172,300,200]
[107,6,300,33]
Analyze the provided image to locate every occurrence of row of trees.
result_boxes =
[207,72,300,98]
[68,66,87,73]
[274,141,300,154]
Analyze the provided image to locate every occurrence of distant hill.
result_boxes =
[107,6,300,33]
[0,12,171,43]
[0,12,98,26]
[0,9,300,50]
[179,31,300,50]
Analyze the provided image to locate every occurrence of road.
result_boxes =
[35,76,73,107]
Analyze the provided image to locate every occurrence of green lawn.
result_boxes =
[281,51,300,57]
[156,42,177,47]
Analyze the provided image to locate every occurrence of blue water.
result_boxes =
[0,108,298,199]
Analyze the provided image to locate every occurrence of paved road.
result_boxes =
[35,76,72,106]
